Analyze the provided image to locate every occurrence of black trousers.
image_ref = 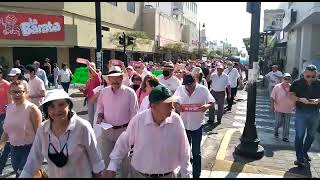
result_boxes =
[226,87,237,110]
[61,82,70,93]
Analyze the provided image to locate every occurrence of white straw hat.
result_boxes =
[39,89,72,108]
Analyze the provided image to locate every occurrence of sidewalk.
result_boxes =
[202,82,320,178]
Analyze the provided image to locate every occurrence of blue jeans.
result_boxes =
[294,109,320,162]
[186,126,203,178]
[10,144,32,178]
[0,143,10,174]
[0,113,10,174]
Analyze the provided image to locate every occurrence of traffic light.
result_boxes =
[260,35,265,44]
[119,35,125,45]
[127,36,135,46]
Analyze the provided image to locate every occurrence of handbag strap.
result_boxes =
[227,69,232,75]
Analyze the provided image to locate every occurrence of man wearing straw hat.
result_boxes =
[96,66,139,177]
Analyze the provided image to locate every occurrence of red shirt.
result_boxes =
[84,73,101,99]
[0,80,10,113]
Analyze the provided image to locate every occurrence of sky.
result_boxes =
[198,2,282,52]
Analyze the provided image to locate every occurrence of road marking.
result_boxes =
[232,122,245,127]
[235,110,246,115]
[234,115,246,121]
[216,129,238,160]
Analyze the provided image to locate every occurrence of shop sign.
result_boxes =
[0,12,64,41]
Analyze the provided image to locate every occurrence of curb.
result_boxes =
[212,128,308,178]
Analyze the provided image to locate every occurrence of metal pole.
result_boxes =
[234,2,264,159]
[95,2,103,73]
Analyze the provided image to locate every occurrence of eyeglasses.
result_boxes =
[284,78,291,81]
[306,75,316,79]
[10,90,25,95]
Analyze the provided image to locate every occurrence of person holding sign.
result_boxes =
[79,61,102,126]
[174,74,215,178]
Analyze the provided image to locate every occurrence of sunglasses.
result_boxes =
[10,90,25,95]
[306,75,316,79]
[284,78,291,81]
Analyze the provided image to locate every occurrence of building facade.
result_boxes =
[282,2,320,73]
[0,2,155,72]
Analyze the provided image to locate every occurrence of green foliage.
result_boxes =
[110,31,151,49]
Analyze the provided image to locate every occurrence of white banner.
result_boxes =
[263,9,285,32]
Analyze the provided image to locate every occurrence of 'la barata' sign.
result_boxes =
[0,12,64,41]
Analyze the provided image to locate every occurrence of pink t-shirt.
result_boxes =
[84,73,101,99]
[271,83,295,113]
[0,80,10,113]
[136,88,148,105]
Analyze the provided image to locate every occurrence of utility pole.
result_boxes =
[123,32,127,67]
[95,2,103,73]
[234,2,264,159]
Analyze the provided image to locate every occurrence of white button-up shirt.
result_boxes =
[19,114,105,178]
[158,75,182,93]
[174,84,215,131]
[107,109,192,178]
[265,71,283,87]
[210,73,230,92]
[224,68,240,88]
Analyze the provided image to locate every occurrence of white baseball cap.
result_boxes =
[8,68,21,76]
[40,89,72,108]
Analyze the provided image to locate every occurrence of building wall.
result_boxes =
[57,47,69,67]
[144,2,172,16]
[310,24,320,60]
[143,8,182,47]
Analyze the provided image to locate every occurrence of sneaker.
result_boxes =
[294,160,305,167]
[274,132,279,137]
[282,138,289,142]
[304,154,311,162]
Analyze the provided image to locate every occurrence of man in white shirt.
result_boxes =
[224,61,241,111]
[265,65,283,96]
[25,65,46,106]
[104,85,192,178]
[33,61,48,88]
[157,62,182,93]
[208,64,231,124]
[174,74,215,178]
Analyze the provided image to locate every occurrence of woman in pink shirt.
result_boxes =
[270,73,295,142]
[0,81,42,177]
[79,62,101,126]
[0,67,10,114]
[136,75,153,105]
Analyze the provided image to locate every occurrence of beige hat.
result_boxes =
[191,67,203,76]
[103,66,123,77]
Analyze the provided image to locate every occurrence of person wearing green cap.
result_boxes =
[104,85,192,178]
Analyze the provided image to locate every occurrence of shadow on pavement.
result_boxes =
[77,110,88,115]
[203,122,219,135]
[223,152,257,178]
[284,164,312,178]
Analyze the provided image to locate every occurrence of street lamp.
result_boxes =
[198,22,205,59]
[234,2,264,159]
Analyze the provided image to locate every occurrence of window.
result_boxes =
[107,2,117,6]
[127,2,135,13]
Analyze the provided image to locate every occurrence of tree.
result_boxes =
[215,50,222,56]
[110,31,151,50]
